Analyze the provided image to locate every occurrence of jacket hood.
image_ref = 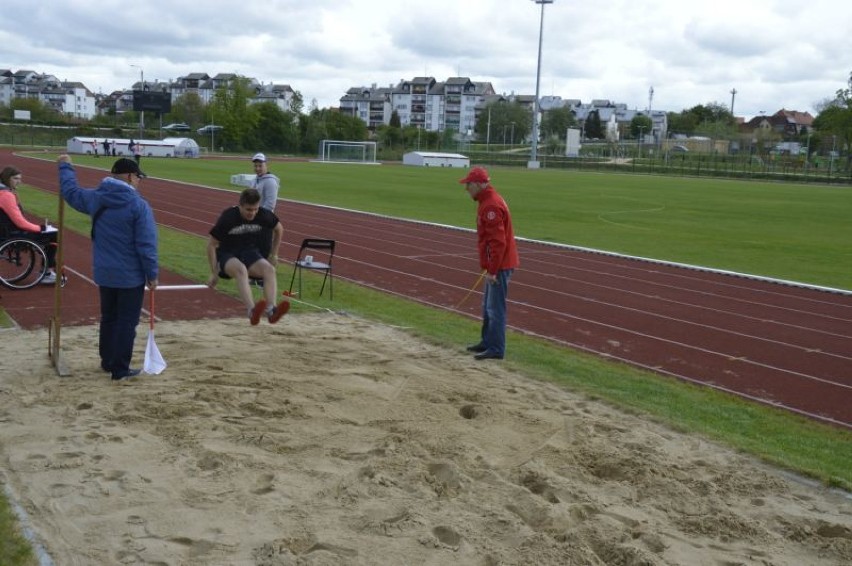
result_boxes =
[97,177,139,209]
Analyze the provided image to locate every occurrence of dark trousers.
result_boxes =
[99,285,145,378]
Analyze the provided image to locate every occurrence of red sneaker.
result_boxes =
[268,300,290,324]
[250,300,267,326]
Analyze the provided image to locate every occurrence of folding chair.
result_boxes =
[288,238,335,300]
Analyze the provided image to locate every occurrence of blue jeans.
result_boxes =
[480,269,513,356]
[99,285,145,377]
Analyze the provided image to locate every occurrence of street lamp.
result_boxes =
[130,64,144,139]
[529,0,554,169]
[511,121,515,146]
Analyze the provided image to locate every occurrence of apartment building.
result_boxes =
[111,73,296,115]
[340,76,496,133]
[557,98,668,143]
[1,69,97,119]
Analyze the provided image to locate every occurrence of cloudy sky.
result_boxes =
[3,0,850,119]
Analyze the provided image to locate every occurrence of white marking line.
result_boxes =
[527,266,852,340]
[505,297,852,390]
[597,206,666,229]
[517,281,852,361]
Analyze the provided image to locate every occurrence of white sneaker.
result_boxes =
[41,271,57,285]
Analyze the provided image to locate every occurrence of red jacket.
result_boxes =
[0,188,40,233]
[475,185,519,275]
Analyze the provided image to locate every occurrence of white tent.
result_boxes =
[66,137,200,158]
[402,151,469,168]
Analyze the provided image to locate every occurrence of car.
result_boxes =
[197,124,224,134]
[162,123,191,132]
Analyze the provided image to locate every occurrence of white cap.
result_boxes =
[251,152,267,162]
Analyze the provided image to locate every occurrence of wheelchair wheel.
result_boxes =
[0,238,48,289]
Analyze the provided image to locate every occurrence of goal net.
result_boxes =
[318,140,377,163]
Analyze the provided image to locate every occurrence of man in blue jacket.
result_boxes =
[58,155,159,381]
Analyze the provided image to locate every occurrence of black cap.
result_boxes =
[111,158,147,178]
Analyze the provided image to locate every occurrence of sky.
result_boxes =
[2,0,851,120]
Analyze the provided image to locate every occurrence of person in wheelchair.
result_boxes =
[0,166,58,284]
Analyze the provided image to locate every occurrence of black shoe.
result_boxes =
[112,368,141,381]
[474,350,504,360]
[466,343,487,353]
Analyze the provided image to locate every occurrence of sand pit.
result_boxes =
[0,313,850,565]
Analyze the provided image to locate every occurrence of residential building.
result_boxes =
[0,69,97,119]
[251,82,298,112]
[98,73,296,118]
[341,76,496,133]
[340,84,394,129]
[742,109,814,139]
[564,99,668,143]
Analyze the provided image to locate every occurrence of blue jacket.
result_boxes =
[59,162,158,288]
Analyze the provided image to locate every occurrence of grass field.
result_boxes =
[3,155,851,563]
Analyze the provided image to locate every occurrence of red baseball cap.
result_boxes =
[459,166,490,184]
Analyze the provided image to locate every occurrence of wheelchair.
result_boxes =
[0,232,63,290]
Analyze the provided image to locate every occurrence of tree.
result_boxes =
[167,92,205,127]
[376,124,403,150]
[402,125,421,149]
[629,114,653,139]
[289,90,304,114]
[474,101,531,145]
[298,108,368,154]
[667,110,699,136]
[813,71,852,170]
[584,110,603,139]
[7,97,59,123]
[540,106,577,139]
[248,102,299,153]
[667,102,736,138]
[440,127,457,150]
[209,75,259,151]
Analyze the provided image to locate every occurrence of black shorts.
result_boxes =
[217,248,264,277]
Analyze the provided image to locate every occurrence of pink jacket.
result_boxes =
[0,188,40,233]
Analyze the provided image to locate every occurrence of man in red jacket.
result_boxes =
[459,166,520,360]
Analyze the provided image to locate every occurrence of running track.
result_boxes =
[6,151,852,428]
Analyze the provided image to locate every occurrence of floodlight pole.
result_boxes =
[529,0,553,169]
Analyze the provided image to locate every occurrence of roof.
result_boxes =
[775,109,814,126]
[404,151,468,159]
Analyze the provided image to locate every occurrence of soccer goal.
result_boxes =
[317,140,378,164]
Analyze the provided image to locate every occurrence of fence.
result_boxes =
[464,148,852,185]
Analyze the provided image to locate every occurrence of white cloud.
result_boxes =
[2,0,851,119]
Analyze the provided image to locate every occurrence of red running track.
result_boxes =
[7,151,852,428]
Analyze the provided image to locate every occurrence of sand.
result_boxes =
[0,313,850,565]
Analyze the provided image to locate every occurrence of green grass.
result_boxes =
[2,156,851,564]
[0,490,36,566]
